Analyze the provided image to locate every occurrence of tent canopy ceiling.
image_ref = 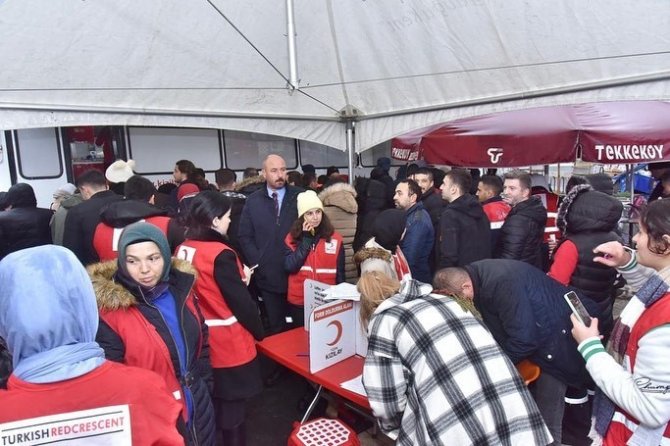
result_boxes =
[0,0,669,152]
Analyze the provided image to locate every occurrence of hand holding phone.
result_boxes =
[564,291,592,327]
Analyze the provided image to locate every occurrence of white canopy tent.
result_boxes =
[0,0,669,163]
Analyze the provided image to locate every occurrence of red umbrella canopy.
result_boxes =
[578,101,670,164]
[394,101,670,167]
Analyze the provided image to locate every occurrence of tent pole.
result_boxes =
[346,120,355,185]
[286,0,299,90]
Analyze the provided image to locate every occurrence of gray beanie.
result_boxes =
[117,222,171,281]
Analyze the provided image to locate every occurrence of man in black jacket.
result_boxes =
[411,167,444,228]
[238,154,301,335]
[63,169,123,265]
[495,170,547,268]
[433,259,599,446]
[438,169,491,268]
[0,183,53,260]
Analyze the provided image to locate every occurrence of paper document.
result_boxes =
[324,282,360,301]
[340,374,367,396]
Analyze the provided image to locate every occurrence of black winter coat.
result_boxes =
[63,190,123,264]
[419,188,444,228]
[353,179,388,253]
[495,196,547,268]
[91,260,216,446]
[238,184,301,292]
[465,259,597,386]
[438,194,491,268]
[0,207,53,260]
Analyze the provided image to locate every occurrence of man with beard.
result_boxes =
[239,154,300,335]
[495,170,547,269]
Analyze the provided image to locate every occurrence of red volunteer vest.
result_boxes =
[93,216,171,261]
[532,191,560,242]
[175,239,257,368]
[604,292,670,444]
[285,232,343,306]
[394,246,412,281]
[99,296,202,421]
[482,200,510,230]
[0,362,184,446]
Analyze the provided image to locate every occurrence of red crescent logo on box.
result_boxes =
[326,320,343,346]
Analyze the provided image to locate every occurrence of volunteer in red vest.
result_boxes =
[284,190,345,327]
[89,222,216,446]
[93,175,184,260]
[0,245,183,445]
[176,191,264,446]
[571,198,670,445]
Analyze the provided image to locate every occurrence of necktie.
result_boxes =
[272,192,279,223]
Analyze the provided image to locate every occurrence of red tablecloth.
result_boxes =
[258,328,370,410]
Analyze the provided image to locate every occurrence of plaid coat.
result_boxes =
[363,279,552,446]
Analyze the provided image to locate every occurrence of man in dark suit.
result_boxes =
[238,154,301,335]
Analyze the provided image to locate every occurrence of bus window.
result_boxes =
[224,130,297,170]
[299,140,348,169]
[360,140,403,167]
[127,127,222,174]
[15,128,63,179]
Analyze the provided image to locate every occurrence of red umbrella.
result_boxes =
[393,101,670,167]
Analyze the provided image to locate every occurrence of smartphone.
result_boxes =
[564,291,592,327]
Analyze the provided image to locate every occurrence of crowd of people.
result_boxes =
[0,154,669,446]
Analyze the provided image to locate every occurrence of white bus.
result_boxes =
[0,125,399,208]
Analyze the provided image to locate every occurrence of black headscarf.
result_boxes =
[373,209,407,253]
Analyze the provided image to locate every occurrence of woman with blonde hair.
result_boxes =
[358,269,551,445]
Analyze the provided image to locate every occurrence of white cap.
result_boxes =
[105,159,136,184]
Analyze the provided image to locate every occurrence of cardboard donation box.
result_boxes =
[305,280,368,374]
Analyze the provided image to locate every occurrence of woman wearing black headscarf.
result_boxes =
[353,208,411,281]
[176,191,264,446]
[88,221,216,446]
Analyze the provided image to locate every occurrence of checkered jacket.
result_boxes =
[363,279,552,446]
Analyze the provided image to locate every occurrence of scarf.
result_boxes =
[594,266,670,436]
[114,266,171,302]
[13,343,105,384]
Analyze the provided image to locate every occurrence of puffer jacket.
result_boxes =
[319,182,358,283]
[553,187,623,335]
[495,196,547,268]
[235,175,265,197]
[89,259,215,446]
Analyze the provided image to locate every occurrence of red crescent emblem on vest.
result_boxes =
[326,320,343,346]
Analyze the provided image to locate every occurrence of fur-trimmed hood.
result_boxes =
[234,175,265,195]
[87,258,197,311]
[318,182,358,214]
[353,245,391,265]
